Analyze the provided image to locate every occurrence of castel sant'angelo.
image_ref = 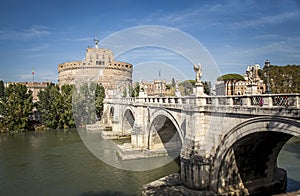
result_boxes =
[58,39,133,97]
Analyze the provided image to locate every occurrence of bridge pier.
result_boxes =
[131,104,148,148]
[131,124,147,148]
[179,110,213,191]
[180,156,211,190]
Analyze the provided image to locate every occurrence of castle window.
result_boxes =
[96,61,105,65]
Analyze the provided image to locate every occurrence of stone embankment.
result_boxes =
[142,173,300,196]
[142,173,215,196]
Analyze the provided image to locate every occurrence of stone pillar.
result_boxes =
[111,104,122,132]
[180,111,212,190]
[131,103,147,148]
[180,150,212,190]
[100,102,110,125]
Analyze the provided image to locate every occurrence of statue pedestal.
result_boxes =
[194,82,205,96]
[246,84,258,95]
[139,91,147,98]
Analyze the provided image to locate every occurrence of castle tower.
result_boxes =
[58,41,133,98]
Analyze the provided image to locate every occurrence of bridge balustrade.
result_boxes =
[105,94,299,109]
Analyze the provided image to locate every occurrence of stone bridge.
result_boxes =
[101,93,300,195]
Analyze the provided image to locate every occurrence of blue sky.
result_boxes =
[0,0,299,83]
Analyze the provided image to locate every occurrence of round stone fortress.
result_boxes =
[58,40,133,97]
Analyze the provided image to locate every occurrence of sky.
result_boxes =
[0,0,300,83]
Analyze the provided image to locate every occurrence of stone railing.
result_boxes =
[105,94,300,109]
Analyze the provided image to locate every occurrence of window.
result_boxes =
[96,61,105,65]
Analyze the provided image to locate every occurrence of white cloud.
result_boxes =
[0,26,50,41]
[232,10,300,29]
[62,37,93,42]
[23,44,49,52]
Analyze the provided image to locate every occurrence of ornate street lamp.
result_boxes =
[264,60,272,94]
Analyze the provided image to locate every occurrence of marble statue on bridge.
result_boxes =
[193,63,202,84]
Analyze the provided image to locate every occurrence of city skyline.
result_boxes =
[0,0,300,83]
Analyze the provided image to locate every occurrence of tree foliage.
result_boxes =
[0,80,4,99]
[179,80,194,96]
[267,64,300,93]
[95,83,105,119]
[73,82,105,125]
[129,83,140,97]
[0,83,33,132]
[179,79,211,96]
[37,84,75,129]
[217,74,245,82]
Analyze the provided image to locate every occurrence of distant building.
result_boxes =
[216,64,266,95]
[5,81,53,102]
[142,80,167,96]
[58,40,133,98]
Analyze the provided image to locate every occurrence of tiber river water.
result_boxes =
[0,129,299,196]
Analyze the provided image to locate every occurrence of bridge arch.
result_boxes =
[105,105,114,125]
[147,109,183,158]
[122,106,135,134]
[210,116,300,195]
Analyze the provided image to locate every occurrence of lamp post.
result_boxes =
[264,60,272,94]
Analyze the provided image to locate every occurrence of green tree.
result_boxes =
[59,84,75,129]
[130,83,140,97]
[0,80,4,99]
[1,83,33,132]
[0,80,5,128]
[37,84,75,129]
[203,81,211,95]
[73,82,97,125]
[266,64,300,93]
[37,84,60,128]
[217,74,245,95]
[171,78,176,88]
[179,80,194,96]
[95,83,105,119]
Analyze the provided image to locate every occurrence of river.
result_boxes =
[0,129,299,195]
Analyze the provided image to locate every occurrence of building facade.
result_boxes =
[141,80,167,96]
[58,41,133,98]
[5,81,53,102]
[216,64,266,95]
